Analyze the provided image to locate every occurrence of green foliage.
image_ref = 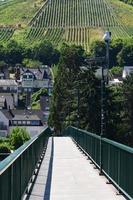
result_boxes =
[110,39,124,67]
[49,44,101,134]
[123,74,133,138]
[22,58,42,68]
[33,41,60,66]
[90,41,106,57]
[0,143,11,153]
[110,66,123,77]
[32,100,40,109]
[60,44,85,70]
[32,88,48,102]
[119,0,133,6]
[9,127,30,149]
[4,40,24,66]
[117,42,133,66]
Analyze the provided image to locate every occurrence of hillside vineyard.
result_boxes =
[27,0,132,50]
[0,0,133,50]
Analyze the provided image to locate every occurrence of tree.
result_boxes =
[0,44,5,61]
[22,58,42,68]
[90,40,106,58]
[60,43,85,71]
[9,127,30,149]
[117,43,133,66]
[110,39,124,67]
[33,41,60,66]
[106,84,125,141]
[77,67,101,133]
[5,40,24,66]
[122,74,133,146]
[49,44,102,134]
[49,44,85,133]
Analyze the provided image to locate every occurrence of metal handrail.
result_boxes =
[0,137,36,175]
[65,126,133,200]
[0,126,51,200]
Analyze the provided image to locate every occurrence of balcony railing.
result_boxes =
[0,127,51,200]
[64,126,133,200]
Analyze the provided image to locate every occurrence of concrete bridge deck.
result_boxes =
[26,137,125,200]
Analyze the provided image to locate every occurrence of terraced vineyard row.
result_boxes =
[30,0,119,28]
[0,27,15,41]
[26,0,133,50]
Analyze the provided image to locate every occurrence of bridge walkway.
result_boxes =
[26,137,125,200]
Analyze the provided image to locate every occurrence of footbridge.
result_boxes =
[0,127,133,200]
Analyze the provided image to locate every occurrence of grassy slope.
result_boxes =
[109,0,133,27]
[0,0,44,26]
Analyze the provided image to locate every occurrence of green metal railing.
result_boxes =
[64,126,133,200]
[0,127,51,200]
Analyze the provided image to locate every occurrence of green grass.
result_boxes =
[51,65,58,79]
[0,0,44,26]
[109,0,133,27]
[32,100,41,109]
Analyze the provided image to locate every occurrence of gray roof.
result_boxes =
[13,114,40,121]
[0,80,17,86]
[0,110,13,120]
[20,68,50,80]
[0,94,14,109]
[1,109,45,123]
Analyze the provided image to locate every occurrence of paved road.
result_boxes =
[26,137,125,200]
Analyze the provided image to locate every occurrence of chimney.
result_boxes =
[15,66,20,81]
[8,106,14,117]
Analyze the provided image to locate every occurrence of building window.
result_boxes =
[3,86,7,90]
[31,120,40,125]
[22,121,26,125]
[29,75,33,79]
[18,121,21,125]
[23,75,27,79]
[13,121,17,125]
[27,121,31,125]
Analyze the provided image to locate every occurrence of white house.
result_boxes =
[122,66,133,79]
[15,66,52,90]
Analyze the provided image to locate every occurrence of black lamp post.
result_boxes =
[82,57,107,174]
[99,31,111,174]
[103,31,111,84]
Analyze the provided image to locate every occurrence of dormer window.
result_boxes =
[23,75,27,79]
[23,73,34,80]
[29,75,33,79]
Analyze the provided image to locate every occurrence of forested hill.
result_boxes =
[0,0,133,49]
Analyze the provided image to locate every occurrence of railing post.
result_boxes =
[10,164,13,200]
[99,136,103,175]
[117,150,121,194]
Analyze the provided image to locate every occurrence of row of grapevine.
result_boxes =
[27,0,133,50]
[30,0,119,28]
[0,28,15,42]
[27,27,64,45]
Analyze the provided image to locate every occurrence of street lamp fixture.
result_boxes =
[103,31,111,84]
